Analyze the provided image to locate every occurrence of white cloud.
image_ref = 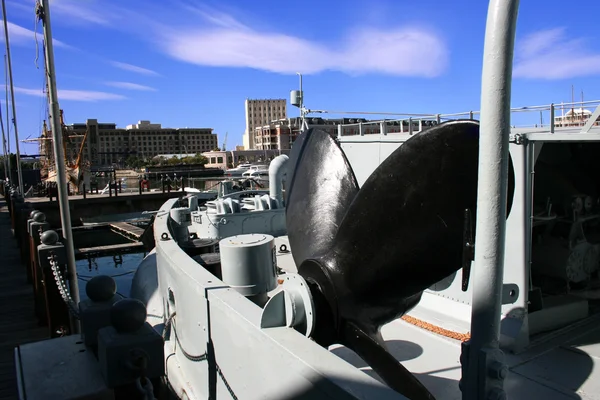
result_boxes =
[14,86,126,101]
[157,12,448,77]
[49,0,111,26]
[514,28,600,79]
[17,2,448,77]
[109,61,160,77]
[105,81,156,91]
[0,19,70,49]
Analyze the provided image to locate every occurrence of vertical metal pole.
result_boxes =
[297,72,306,133]
[39,0,80,310]
[1,0,23,195]
[0,101,7,180]
[4,54,9,179]
[462,0,519,399]
[550,103,555,133]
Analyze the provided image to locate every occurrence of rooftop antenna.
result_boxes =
[2,0,24,194]
[290,73,307,132]
[36,0,80,321]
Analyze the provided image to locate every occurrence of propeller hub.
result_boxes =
[298,259,339,347]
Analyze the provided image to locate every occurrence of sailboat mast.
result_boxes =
[36,0,80,308]
[1,0,23,194]
[4,55,9,177]
[0,97,7,180]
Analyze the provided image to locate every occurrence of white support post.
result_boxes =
[461,0,520,399]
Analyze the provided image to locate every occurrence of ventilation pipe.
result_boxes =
[269,154,289,208]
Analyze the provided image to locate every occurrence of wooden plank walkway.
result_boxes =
[0,200,48,400]
[109,222,145,240]
[76,241,145,259]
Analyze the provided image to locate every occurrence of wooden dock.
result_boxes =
[109,222,145,241]
[76,242,146,259]
[0,200,48,400]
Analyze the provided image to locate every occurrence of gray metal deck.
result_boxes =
[330,313,600,399]
[0,200,48,400]
[272,236,600,399]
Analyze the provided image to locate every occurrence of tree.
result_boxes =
[166,156,180,166]
[125,155,143,169]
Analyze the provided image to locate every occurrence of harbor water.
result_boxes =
[76,252,145,302]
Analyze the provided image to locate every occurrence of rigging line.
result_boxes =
[4,54,9,150]
[0,73,6,157]
[38,40,47,140]
[33,0,40,69]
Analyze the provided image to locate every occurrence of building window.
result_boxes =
[217,157,223,163]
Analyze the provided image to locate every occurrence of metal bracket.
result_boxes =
[462,209,474,291]
[509,133,526,145]
[502,283,519,305]
[260,273,315,337]
[460,343,508,400]
[580,103,600,133]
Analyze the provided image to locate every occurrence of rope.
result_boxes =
[165,312,237,398]
[401,315,470,342]
[34,1,41,69]
[217,363,238,400]
[48,253,80,319]
[165,312,207,362]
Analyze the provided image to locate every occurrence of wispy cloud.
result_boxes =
[17,1,447,77]
[155,7,448,77]
[49,0,112,26]
[0,19,71,49]
[6,0,31,13]
[514,28,600,79]
[109,61,160,77]
[14,86,126,101]
[104,81,156,91]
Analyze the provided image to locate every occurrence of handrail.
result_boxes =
[329,99,600,135]
[320,99,600,123]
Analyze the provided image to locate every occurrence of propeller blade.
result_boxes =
[291,121,516,399]
[340,321,435,400]
[507,155,515,217]
[286,128,359,268]
[331,120,510,305]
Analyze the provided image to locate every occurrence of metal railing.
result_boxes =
[331,99,600,136]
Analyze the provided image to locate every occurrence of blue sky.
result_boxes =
[2,0,600,155]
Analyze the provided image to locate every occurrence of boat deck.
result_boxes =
[0,200,48,400]
[342,314,600,400]
[273,236,600,400]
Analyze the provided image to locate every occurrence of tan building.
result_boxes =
[41,119,218,168]
[554,108,600,128]
[254,119,300,151]
[202,149,291,170]
[253,117,346,150]
[243,98,287,149]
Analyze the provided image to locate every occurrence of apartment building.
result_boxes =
[40,119,218,167]
[243,98,287,149]
[253,117,342,150]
